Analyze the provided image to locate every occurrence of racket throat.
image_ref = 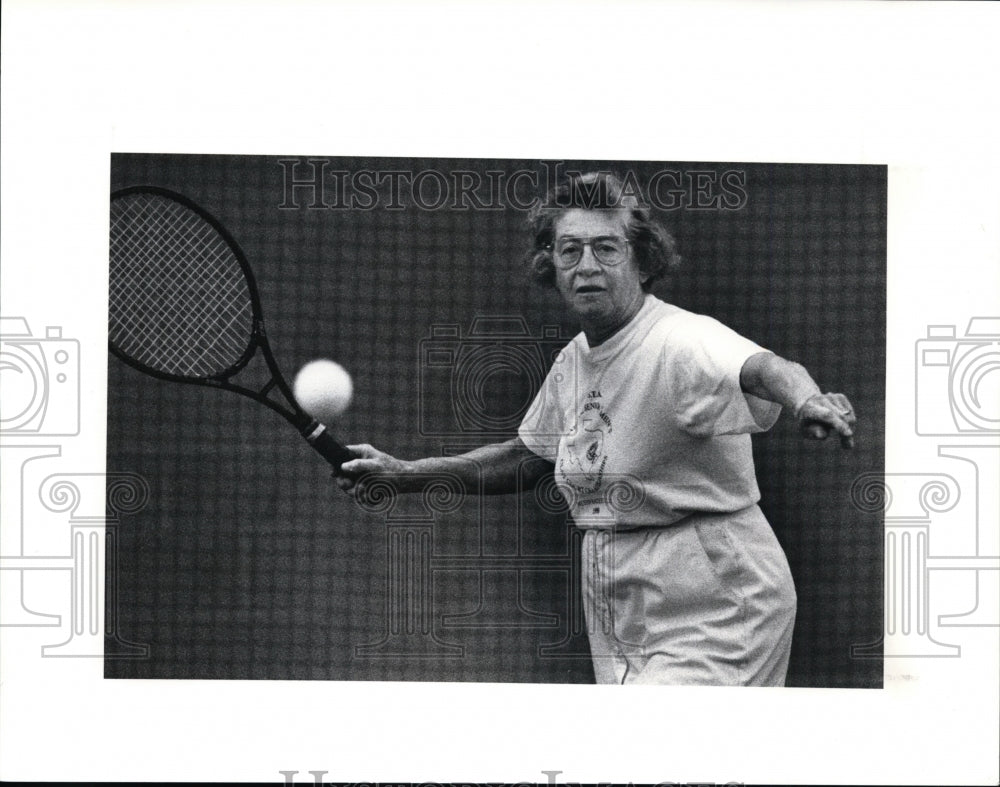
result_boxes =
[258,378,279,398]
[256,371,300,415]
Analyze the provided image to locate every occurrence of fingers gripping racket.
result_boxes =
[108,186,355,470]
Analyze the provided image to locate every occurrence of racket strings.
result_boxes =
[109,195,255,378]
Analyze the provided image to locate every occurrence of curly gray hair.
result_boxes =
[526,171,682,291]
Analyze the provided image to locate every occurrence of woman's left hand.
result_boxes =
[797,393,856,448]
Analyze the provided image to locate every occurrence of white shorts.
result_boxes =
[580,505,797,685]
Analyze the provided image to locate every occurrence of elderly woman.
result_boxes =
[336,172,856,686]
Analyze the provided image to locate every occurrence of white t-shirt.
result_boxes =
[518,294,780,528]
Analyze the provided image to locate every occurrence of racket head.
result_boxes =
[108,186,263,384]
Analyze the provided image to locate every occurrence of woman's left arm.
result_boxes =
[739,351,856,448]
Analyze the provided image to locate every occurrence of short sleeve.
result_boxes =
[667,315,782,436]
[518,345,574,462]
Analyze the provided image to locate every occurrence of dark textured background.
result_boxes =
[106,155,885,686]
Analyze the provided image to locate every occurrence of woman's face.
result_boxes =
[552,209,647,338]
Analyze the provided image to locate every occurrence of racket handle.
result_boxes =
[804,420,829,439]
[802,419,854,448]
[301,421,355,471]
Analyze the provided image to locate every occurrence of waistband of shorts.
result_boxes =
[581,504,765,534]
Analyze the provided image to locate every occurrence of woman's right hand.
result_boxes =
[333,444,412,496]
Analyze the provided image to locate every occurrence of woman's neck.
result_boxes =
[583,291,647,347]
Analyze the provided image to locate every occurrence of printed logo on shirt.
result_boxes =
[559,390,613,496]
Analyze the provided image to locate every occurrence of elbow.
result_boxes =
[740,351,773,394]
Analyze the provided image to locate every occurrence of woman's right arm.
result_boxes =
[333,436,552,497]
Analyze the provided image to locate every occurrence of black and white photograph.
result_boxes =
[1,2,998,785]
[105,155,885,688]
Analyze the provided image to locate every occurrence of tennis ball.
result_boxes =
[293,359,353,422]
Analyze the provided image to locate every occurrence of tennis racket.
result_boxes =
[108,185,356,471]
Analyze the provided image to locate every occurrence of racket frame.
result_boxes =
[109,185,353,467]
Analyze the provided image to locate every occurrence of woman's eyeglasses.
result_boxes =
[551,236,629,269]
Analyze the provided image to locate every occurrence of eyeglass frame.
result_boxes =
[547,234,632,269]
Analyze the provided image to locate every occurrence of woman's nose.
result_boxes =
[576,244,601,272]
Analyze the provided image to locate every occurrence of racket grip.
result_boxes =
[301,421,355,471]
[804,420,830,439]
